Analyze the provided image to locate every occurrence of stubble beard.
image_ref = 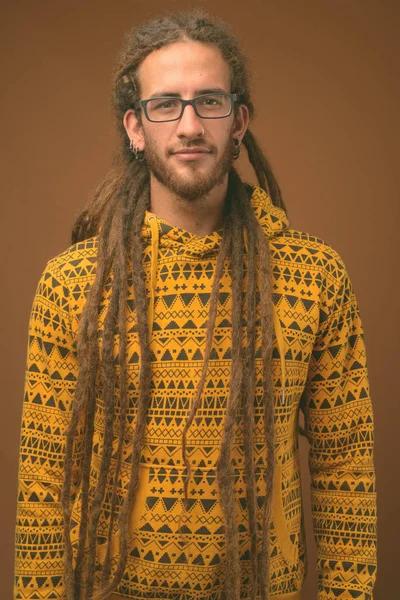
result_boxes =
[142,133,235,202]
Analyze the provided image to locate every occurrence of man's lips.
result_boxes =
[173,148,211,154]
[172,148,212,160]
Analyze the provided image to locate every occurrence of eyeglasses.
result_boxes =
[134,93,242,123]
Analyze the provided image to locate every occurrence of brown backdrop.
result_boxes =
[2,1,398,598]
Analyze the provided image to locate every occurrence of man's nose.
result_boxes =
[175,104,204,139]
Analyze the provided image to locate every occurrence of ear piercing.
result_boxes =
[232,137,241,160]
[129,138,145,161]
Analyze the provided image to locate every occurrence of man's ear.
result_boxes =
[123,109,145,150]
[232,103,250,144]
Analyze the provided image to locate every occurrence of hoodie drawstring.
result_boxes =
[137,214,159,379]
[147,214,159,340]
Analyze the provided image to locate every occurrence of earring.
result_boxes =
[232,137,241,160]
[129,139,145,161]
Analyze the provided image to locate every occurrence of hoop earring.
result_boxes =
[129,139,145,161]
[232,137,241,160]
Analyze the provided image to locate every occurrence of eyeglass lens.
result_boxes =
[146,94,232,121]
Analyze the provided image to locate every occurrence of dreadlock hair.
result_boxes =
[62,8,294,600]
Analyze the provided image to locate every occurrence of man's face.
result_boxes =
[124,41,248,202]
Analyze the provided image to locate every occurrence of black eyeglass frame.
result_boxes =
[134,92,243,123]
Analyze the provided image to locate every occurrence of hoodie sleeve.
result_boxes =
[14,258,81,600]
[300,250,378,600]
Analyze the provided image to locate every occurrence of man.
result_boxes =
[14,9,377,600]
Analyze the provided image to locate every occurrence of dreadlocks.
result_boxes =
[62,8,289,600]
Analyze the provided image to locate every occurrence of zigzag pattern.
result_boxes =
[14,186,377,599]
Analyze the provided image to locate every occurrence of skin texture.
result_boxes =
[123,41,250,236]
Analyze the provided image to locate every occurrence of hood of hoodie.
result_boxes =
[141,182,289,258]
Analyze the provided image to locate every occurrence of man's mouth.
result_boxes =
[173,148,211,160]
[174,148,210,154]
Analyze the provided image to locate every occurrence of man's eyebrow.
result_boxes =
[147,87,228,99]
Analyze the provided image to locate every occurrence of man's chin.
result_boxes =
[170,156,211,173]
[162,166,217,199]
[146,148,232,201]
[170,181,214,202]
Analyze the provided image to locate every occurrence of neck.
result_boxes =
[149,175,228,236]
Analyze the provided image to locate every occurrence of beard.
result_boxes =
[142,132,235,202]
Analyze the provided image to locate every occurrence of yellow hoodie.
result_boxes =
[14,185,377,600]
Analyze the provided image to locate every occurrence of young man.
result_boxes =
[14,9,377,600]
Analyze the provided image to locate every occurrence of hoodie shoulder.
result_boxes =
[45,236,100,285]
[272,227,350,287]
[36,237,101,330]
[271,227,359,339]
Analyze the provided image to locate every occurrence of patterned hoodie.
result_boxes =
[14,184,377,600]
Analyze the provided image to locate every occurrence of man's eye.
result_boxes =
[198,96,222,107]
[155,100,178,109]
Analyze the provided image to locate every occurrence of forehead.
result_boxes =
[137,41,231,97]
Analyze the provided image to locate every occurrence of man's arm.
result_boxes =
[300,251,378,600]
[14,258,82,600]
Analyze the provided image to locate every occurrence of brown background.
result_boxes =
[2,1,398,598]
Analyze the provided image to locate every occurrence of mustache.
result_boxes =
[168,142,216,155]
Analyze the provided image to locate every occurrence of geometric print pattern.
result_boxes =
[14,185,377,599]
